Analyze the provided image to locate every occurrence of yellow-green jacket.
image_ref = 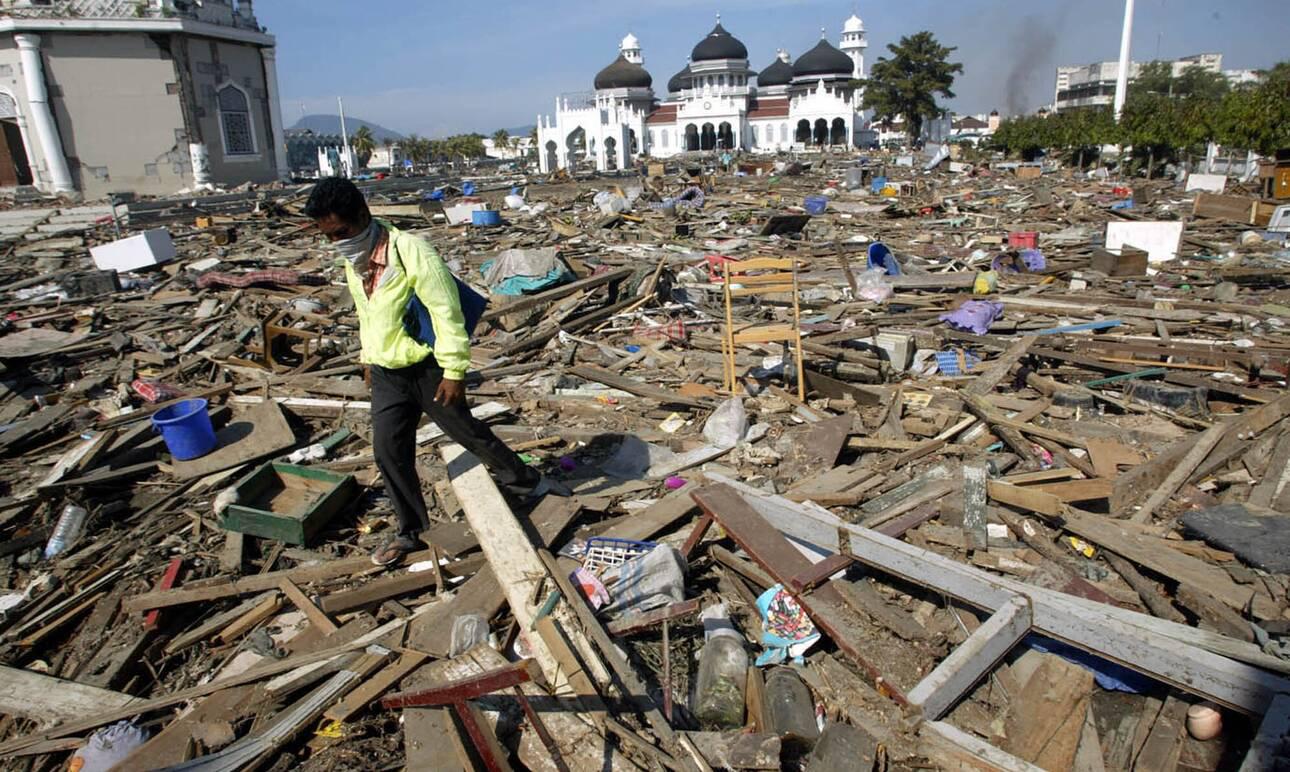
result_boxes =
[340,223,471,380]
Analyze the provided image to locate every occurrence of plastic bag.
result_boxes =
[69,721,149,772]
[703,397,748,447]
[593,190,630,215]
[855,268,893,303]
[599,545,687,617]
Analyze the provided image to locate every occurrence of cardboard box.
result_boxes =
[1091,247,1149,276]
[90,228,175,272]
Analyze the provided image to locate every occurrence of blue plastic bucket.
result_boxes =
[868,242,902,276]
[803,195,828,215]
[151,398,217,460]
[472,209,502,227]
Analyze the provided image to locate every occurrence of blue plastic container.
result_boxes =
[870,176,888,194]
[461,181,477,196]
[472,209,502,227]
[867,241,901,276]
[803,195,828,215]
[151,398,217,460]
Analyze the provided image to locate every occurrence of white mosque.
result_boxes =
[537,14,870,174]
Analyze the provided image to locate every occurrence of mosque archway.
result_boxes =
[717,122,734,150]
[604,137,618,170]
[629,129,638,155]
[544,140,557,171]
[830,118,847,146]
[566,127,586,165]
[685,124,699,152]
[795,119,811,144]
[813,119,828,146]
[700,123,716,151]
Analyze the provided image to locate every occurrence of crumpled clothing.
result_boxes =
[131,379,186,403]
[480,247,572,296]
[196,269,327,289]
[571,567,610,610]
[991,249,1046,274]
[940,300,1004,335]
[754,584,821,666]
[70,721,149,772]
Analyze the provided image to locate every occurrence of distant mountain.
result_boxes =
[290,115,405,142]
[501,124,536,137]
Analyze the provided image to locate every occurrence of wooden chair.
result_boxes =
[721,257,806,400]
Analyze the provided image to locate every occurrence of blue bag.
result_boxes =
[402,276,488,348]
[390,243,489,348]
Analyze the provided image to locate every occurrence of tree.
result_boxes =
[351,125,376,167]
[492,129,510,156]
[1174,65,1229,101]
[862,32,962,143]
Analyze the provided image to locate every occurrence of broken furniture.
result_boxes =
[722,257,806,400]
[219,462,358,545]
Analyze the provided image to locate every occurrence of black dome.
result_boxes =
[691,23,748,62]
[792,39,854,78]
[594,55,653,90]
[758,57,793,87]
[668,65,691,93]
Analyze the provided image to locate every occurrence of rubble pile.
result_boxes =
[1,154,1289,771]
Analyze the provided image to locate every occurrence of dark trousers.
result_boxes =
[371,359,539,538]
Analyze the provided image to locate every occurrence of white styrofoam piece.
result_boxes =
[443,203,486,226]
[1185,173,1227,194]
[1105,221,1184,264]
[89,228,175,272]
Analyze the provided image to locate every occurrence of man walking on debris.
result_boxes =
[304,178,562,566]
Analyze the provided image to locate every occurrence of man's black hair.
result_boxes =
[303,177,368,223]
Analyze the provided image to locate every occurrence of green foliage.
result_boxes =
[350,126,376,166]
[861,31,963,142]
[991,58,1290,174]
[492,129,510,152]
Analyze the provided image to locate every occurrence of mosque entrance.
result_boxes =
[700,123,716,151]
[684,124,699,152]
[717,122,734,150]
[830,118,847,146]
[795,119,811,145]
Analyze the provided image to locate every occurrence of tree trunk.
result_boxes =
[1147,147,1156,179]
[1077,148,1085,169]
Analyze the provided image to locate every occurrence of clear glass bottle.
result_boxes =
[694,627,748,729]
[44,504,88,560]
[765,666,819,747]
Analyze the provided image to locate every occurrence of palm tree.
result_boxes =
[351,125,376,168]
[491,129,510,157]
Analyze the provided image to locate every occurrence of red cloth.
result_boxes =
[196,269,327,289]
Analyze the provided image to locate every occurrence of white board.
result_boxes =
[1105,221,1184,264]
[1185,173,1227,194]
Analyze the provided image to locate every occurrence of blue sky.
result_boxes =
[258,0,1286,138]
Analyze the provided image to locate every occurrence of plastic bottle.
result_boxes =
[765,666,820,747]
[693,607,748,729]
[44,504,88,560]
[449,613,490,657]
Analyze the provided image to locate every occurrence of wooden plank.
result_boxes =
[599,487,698,542]
[987,481,1065,518]
[171,399,296,480]
[1028,478,1113,502]
[319,567,439,615]
[323,650,428,723]
[1249,431,1290,508]
[215,594,284,644]
[278,578,338,636]
[962,460,989,550]
[1004,654,1093,770]
[1130,421,1228,523]
[1060,508,1278,619]
[569,364,714,408]
[163,591,278,654]
[441,445,606,692]
[1132,694,1186,771]
[717,479,1290,714]
[964,335,1037,397]
[220,530,245,574]
[921,721,1045,772]
[908,596,1031,720]
[0,666,137,723]
[691,485,911,704]
[123,549,435,613]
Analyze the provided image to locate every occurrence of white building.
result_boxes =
[483,136,533,160]
[1053,52,1255,112]
[537,13,870,174]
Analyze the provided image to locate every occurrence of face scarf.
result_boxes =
[333,219,382,269]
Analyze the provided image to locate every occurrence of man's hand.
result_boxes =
[434,377,466,408]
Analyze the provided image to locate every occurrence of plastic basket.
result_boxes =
[582,537,656,575]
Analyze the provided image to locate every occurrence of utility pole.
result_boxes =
[1113,0,1135,122]
[338,96,353,178]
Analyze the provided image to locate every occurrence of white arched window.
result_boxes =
[780,123,788,143]
[661,129,669,149]
[217,83,257,156]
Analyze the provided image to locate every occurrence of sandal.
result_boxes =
[371,534,419,567]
